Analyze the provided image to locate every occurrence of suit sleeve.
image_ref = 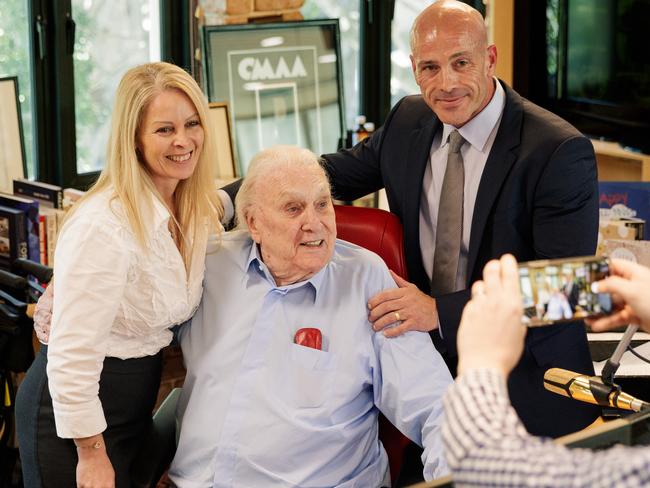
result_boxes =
[432,289,471,362]
[323,97,409,201]
[531,136,599,257]
[434,136,598,360]
[221,178,243,203]
[323,131,384,201]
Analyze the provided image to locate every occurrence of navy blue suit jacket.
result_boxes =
[322,82,600,437]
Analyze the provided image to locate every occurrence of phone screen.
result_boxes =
[519,256,612,327]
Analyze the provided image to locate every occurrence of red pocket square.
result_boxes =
[294,328,322,350]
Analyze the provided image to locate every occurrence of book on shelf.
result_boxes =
[38,214,47,265]
[8,179,78,267]
[599,182,650,240]
[0,192,41,263]
[63,187,86,210]
[40,207,65,267]
[13,178,64,209]
[0,205,28,270]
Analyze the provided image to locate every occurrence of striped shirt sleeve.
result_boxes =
[442,368,650,487]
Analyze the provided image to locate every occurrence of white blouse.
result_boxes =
[46,188,208,438]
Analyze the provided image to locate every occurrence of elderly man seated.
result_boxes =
[169,146,452,487]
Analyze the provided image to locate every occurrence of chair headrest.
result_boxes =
[334,205,408,279]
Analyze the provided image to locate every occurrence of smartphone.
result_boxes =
[518,256,612,327]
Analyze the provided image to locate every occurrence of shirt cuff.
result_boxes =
[218,189,234,226]
[51,397,107,439]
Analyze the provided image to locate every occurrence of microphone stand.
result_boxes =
[543,323,650,412]
[600,323,639,386]
[598,323,650,412]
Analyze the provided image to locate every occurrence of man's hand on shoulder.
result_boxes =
[368,270,439,338]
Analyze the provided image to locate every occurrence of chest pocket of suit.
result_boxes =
[272,344,338,409]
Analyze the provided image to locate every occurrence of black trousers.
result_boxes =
[15,345,162,488]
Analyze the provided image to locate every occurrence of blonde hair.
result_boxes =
[235,145,329,229]
[66,62,223,270]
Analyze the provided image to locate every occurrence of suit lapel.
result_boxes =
[403,116,439,291]
[466,84,523,281]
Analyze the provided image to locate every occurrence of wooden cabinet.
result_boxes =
[592,140,650,182]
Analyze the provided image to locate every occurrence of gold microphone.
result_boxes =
[544,368,650,412]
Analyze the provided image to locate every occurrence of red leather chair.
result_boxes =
[333,205,408,278]
[333,204,413,484]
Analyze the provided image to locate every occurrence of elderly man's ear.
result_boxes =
[246,212,262,243]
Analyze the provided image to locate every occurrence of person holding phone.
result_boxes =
[443,255,650,486]
[15,62,223,488]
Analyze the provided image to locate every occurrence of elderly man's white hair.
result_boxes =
[235,145,330,229]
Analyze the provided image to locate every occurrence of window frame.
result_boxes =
[26,0,189,189]
[358,0,394,126]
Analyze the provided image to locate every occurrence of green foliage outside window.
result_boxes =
[0,0,34,178]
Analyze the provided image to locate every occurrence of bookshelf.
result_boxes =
[592,140,650,182]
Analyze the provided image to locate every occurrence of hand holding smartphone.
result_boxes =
[519,256,613,326]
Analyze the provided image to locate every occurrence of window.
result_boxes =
[71,0,160,174]
[390,0,423,107]
[302,0,360,129]
[0,0,36,179]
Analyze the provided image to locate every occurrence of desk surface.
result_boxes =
[593,336,650,377]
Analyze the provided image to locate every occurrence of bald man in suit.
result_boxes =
[223,0,599,440]
[321,0,600,439]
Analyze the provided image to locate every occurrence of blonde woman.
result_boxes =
[16,62,223,488]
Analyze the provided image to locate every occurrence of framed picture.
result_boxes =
[203,19,346,175]
[208,102,237,179]
[0,77,27,193]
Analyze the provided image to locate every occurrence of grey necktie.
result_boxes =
[431,130,465,296]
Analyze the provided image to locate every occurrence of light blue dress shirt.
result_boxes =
[169,231,452,488]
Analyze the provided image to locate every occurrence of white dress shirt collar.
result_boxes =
[440,78,505,152]
[145,190,174,233]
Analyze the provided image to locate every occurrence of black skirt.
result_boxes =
[15,345,163,488]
